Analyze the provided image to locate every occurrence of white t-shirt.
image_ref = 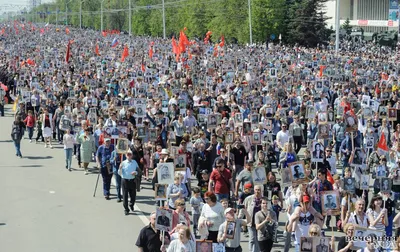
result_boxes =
[200,202,225,232]
[276,130,289,148]
[166,239,195,252]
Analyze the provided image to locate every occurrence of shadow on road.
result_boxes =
[20,165,43,167]
[24,156,53,160]
[0,140,12,143]
[0,223,6,226]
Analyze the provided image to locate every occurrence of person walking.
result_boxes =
[23,110,35,143]
[11,116,25,158]
[42,108,53,149]
[119,150,139,215]
[76,128,95,175]
[63,128,75,171]
[96,138,114,200]
[111,149,124,202]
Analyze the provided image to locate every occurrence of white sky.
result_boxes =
[0,0,54,13]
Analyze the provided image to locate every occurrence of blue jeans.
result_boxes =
[27,126,34,140]
[101,167,113,196]
[113,168,122,200]
[248,227,259,252]
[14,141,22,156]
[64,148,73,168]
[216,193,229,201]
[386,213,394,236]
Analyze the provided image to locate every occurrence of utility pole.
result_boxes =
[128,0,131,35]
[162,0,166,39]
[248,0,253,45]
[335,0,340,54]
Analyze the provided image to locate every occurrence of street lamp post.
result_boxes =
[335,0,340,54]
[101,0,105,32]
[66,0,73,26]
[248,0,253,45]
[80,0,86,29]
[128,0,131,36]
[162,0,166,39]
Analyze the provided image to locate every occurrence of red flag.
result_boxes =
[219,35,225,47]
[149,46,153,60]
[377,132,389,154]
[319,65,326,77]
[213,44,218,57]
[26,58,35,66]
[353,68,357,76]
[121,45,129,62]
[95,44,100,56]
[204,31,212,44]
[141,63,145,72]
[172,37,179,54]
[326,169,334,185]
[102,31,107,37]
[40,28,45,34]
[65,41,71,63]
[65,27,70,35]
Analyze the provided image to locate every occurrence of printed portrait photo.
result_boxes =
[343,177,356,193]
[196,240,213,252]
[252,166,267,185]
[175,154,187,171]
[320,190,340,215]
[288,161,307,185]
[311,141,324,162]
[157,162,174,184]
[155,208,173,232]
[154,183,167,200]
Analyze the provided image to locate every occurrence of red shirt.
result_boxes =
[24,115,35,127]
[210,168,232,194]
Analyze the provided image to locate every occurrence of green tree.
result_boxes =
[342,17,352,35]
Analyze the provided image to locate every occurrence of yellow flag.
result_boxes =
[12,97,18,112]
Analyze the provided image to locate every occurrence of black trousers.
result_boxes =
[293,136,302,154]
[122,178,137,212]
[258,239,273,252]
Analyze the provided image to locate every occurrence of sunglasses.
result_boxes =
[326,150,332,152]
[310,231,318,235]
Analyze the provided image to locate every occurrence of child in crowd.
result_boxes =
[220,198,228,210]
[271,195,282,221]
[197,170,209,199]
[24,110,35,142]
[189,187,203,236]
[35,111,44,143]
[239,183,253,204]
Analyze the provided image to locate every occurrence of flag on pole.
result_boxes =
[121,45,129,62]
[326,169,334,185]
[219,35,225,47]
[65,40,71,63]
[149,46,153,60]
[319,65,326,77]
[111,37,119,48]
[95,44,100,56]
[377,132,389,155]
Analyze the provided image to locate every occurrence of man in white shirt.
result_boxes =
[276,124,289,151]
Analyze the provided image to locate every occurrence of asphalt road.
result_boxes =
[0,104,349,252]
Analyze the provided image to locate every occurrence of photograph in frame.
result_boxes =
[342,177,356,194]
[388,108,397,121]
[375,165,386,178]
[154,183,167,200]
[137,127,146,138]
[225,221,236,239]
[393,169,400,185]
[343,110,358,132]
[320,190,340,215]
[351,148,364,167]
[359,174,369,190]
[313,237,331,252]
[157,162,174,184]
[311,141,324,162]
[380,178,392,193]
[288,161,308,185]
[300,236,313,252]
[212,243,226,252]
[155,208,173,232]
[207,114,218,129]
[252,132,261,145]
[196,240,213,252]
[225,131,234,144]
[252,166,267,185]
[317,124,329,139]
[175,154,187,172]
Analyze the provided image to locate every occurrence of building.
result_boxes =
[324,0,398,33]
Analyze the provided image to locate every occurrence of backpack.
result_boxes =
[11,123,23,141]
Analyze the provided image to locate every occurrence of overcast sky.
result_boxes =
[0,0,53,13]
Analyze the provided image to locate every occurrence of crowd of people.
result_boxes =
[3,21,400,252]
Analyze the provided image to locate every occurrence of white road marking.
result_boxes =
[111,176,149,224]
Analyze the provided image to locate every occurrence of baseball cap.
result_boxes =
[200,170,209,175]
[224,208,235,215]
[244,183,252,189]
[272,195,279,200]
[303,195,310,203]
[105,138,111,142]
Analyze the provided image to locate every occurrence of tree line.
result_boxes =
[26,0,332,47]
